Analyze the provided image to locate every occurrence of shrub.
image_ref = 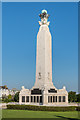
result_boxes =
[76,106,80,111]
[7,105,76,111]
[4,98,12,103]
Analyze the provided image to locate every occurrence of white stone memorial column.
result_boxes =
[33,9,55,90]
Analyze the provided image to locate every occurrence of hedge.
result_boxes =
[76,106,80,111]
[6,105,79,111]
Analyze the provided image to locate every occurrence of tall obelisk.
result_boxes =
[19,10,68,105]
[34,10,55,90]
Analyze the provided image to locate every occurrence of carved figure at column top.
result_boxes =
[39,9,50,26]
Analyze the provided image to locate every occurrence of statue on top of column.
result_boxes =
[39,9,50,26]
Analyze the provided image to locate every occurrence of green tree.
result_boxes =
[8,94,12,100]
[68,91,77,102]
[76,94,80,102]
[3,94,13,103]
[14,92,19,102]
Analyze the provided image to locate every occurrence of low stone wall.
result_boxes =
[0,102,19,109]
[68,103,80,106]
[0,103,7,109]
[0,102,80,109]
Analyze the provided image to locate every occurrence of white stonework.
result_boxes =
[19,10,68,106]
[0,87,18,99]
[33,24,55,90]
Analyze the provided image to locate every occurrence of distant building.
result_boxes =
[0,85,19,99]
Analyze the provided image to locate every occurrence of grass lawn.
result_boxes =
[2,109,80,119]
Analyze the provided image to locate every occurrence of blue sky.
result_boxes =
[2,2,78,92]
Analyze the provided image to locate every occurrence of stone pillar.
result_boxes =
[66,95,68,103]
[25,96,26,103]
[42,93,44,104]
[19,94,22,104]
[34,10,54,90]
[35,96,37,103]
[42,90,47,105]
[50,96,51,103]
[39,96,40,103]
[32,96,34,102]
[57,96,59,103]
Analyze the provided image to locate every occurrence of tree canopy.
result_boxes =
[14,92,20,102]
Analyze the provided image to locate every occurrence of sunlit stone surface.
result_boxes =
[19,10,68,106]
